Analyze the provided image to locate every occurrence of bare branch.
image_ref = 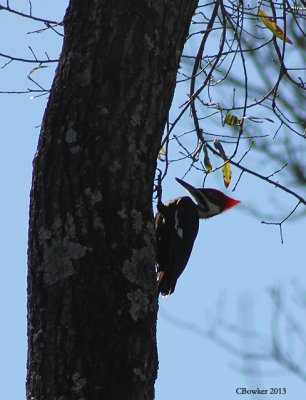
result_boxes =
[261,201,302,243]
[160,283,306,382]
[0,51,58,64]
[0,4,63,25]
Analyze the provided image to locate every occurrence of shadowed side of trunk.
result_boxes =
[27,1,198,399]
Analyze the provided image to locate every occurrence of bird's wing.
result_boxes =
[156,197,199,296]
[167,197,199,292]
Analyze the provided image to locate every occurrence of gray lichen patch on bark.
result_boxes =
[127,289,149,321]
[117,208,128,219]
[122,260,139,284]
[133,367,147,382]
[84,188,103,204]
[71,372,87,393]
[117,209,146,235]
[65,128,78,143]
[42,238,92,285]
[130,209,143,234]
[122,219,155,285]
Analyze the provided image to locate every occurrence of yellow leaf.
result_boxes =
[157,146,166,160]
[203,145,212,172]
[258,9,293,45]
[29,65,48,75]
[224,113,243,126]
[204,155,212,172]
[222,160,232,188]
[213,140,232,187]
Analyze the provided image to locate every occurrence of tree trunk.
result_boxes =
[27,1,198,399]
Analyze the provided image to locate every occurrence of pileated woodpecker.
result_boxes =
[155,178,240,296]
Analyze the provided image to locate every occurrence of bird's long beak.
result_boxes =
[175,177,197,195]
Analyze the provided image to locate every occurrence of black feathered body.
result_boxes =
[155,196,199,296]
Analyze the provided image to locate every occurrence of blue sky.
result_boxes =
[1,2,305,399]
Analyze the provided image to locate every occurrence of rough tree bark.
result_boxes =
[27,1,198,399]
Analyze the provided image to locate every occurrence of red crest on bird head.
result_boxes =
[175,177,240,218]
